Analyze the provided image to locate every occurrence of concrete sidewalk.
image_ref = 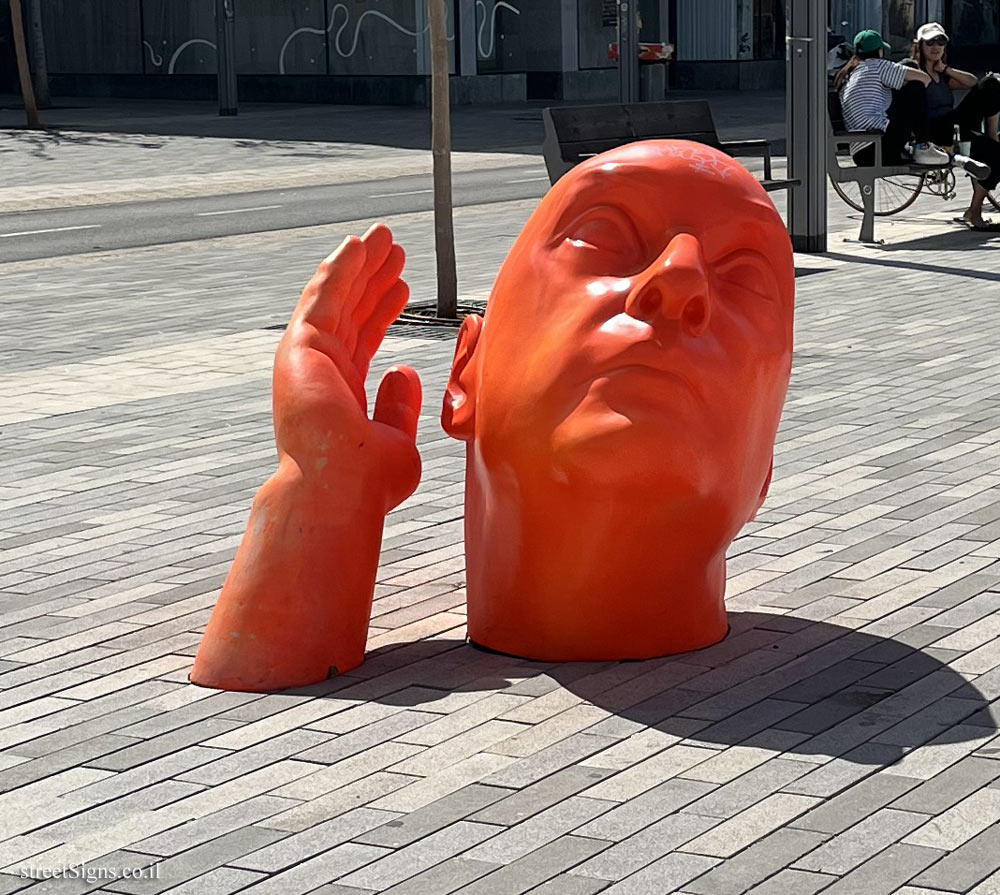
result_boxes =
[0,90,784,212]
[3,92,1000,895]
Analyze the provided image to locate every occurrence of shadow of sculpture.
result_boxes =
[330,611,997,766]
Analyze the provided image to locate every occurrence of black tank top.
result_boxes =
[927,75,954,122]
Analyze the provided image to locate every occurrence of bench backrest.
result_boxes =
[543,100,722,182]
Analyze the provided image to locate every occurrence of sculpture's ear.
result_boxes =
[749,457,774,522]
[441,314,483,441]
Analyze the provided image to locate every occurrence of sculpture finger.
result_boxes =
[351,243,405,352]
[291,235,367,331]
[352,278,410,379]
[373,365,422,443]
[338,224,396,347]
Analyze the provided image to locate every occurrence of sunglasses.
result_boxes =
[924,37,948,46]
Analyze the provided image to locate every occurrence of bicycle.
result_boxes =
[830,162,1000,217]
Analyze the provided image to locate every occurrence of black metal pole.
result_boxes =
[216,0,237,116]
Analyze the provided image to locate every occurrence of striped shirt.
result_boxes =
[839,58,908,131]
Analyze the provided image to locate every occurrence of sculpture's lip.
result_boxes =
[584,343,699,400]
[597,362,689,386]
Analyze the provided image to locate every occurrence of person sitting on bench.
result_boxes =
[903,21,1000,230]
[835,29,951,167]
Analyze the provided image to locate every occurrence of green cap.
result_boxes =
[854,29,891,53]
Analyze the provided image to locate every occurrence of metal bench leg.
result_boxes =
[859,180,876,243]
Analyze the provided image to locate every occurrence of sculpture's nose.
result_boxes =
[624,233,712,336]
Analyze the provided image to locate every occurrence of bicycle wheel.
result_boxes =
[831,173,925,215]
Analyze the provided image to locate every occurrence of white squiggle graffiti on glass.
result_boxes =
[143,41,164,68]
[167,39,217,75]
[279,3,454,75]
[475,0,520,58]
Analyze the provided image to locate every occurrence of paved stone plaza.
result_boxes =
[3,98,1000,894]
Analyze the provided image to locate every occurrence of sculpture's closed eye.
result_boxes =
[712,249,778,302]
[557,205,646,275]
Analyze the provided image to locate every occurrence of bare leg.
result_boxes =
[964,183,990,227]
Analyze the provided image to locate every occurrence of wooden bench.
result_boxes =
[827,91,944,242]
[542,100,798,194]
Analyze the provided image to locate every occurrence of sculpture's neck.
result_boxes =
[462,455,730,662]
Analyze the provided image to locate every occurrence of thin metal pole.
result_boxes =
[26,0,49,107]
[787,0,827,252]
[216,0,238,116]
[8,0,40,128]
[618,0,639,102]
[428,0,458,318]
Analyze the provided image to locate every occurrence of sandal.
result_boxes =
[954,217,1000,231]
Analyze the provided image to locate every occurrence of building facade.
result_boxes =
[0,0,997,104]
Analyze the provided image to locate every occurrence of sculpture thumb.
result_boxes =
[373,365,422,442]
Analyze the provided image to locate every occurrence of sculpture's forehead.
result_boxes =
[568,149,771,214]
[582,140,753,183]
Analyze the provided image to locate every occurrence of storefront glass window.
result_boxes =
[950,0,1000,46]
[754,0,786,59]
[140,0,458,77]
[477,0,560,73]
[42,0,142,73]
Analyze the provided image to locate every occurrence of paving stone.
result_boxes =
[234,808,400,872]
[452,837,609,894]
[794,807,928,875]
[378,858,500,895]
[108,827,283,894]
[131,795,302,857]
[296,711,439,765]
[817,843,946,895]
[174,729,332,786]
[903,788,1000,851]
[337,821,503,890]
[682,793,819,858]
[684,828,828,895]
[355,784,511,848]
[255,772,417,834]
[574,778,717,842]
[598,852,720,895]
[85,720,244,772]
[225,842,390,895]
[792,772,921,833]
[744,869,837,895]
[527,877,610,895]
[581,745,716,803]
[892,757,1000,815]
[573,813,719,881]
[469,768,614,827]
[145,867,265,895]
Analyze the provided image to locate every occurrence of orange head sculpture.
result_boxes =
[442,140,795,661]
[191,139,793,692]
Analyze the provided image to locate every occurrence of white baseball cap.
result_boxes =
[916,22,948,42]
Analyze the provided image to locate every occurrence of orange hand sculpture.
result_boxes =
[191,224,421,691]
[442,141,794,661]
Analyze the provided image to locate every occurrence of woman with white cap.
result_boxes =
[904,21,1000,230]
[835,29,950,168]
